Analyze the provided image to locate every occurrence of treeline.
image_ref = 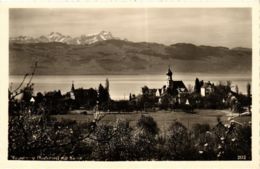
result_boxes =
[9,112,251,160]
[9,79,251,116]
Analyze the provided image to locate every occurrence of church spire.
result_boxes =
[166,66,173,81]
[71,81,75,91]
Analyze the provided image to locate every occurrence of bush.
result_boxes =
[166,122,195,160]
[9,112,251,160]
[137,115,159,135]
[192,123,211,137]
[134,115,160,160]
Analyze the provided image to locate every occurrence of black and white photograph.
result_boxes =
[8,7,253,161]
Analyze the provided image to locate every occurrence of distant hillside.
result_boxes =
[9,39,252,75]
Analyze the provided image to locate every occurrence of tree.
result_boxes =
[227,81,232,88]
[141,86,149,95]
[98,84,110,111]
[235,85,239,94]
[246,83,252,112]
[21,85,34,103]
[134,115,159,160]
[35,92,44,103]
[166,121,194,160]
[194,78,201,94]
[105,78,110,99]
[129,93,132,101]
[137,115,159,135]
[247,83,251,97]
[92,120,134,160]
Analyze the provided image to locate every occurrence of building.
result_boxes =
[159,67,188,105]
[69,82,98,109]
[165,67,188,96]
[200,81,214,97]
[130,67,189,108]
[142,86,157,97]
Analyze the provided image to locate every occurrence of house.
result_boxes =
[68,82,98,109]
[200,81,214,97]
[142,86,157,97]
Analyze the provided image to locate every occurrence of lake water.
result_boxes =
[9,74,251,100]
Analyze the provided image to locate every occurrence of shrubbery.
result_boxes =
[9,113,251,160]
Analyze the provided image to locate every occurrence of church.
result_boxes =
[165,67,188,96]
[159,67,188,106]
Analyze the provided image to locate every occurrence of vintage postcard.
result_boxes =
[0,1,259,169]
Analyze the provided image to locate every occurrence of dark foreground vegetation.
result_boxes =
[9,111,251,160]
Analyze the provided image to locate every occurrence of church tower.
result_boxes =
[70,81,75,100]
[71,81,75,91]
[166,67,173,81]
[166,67,173,88]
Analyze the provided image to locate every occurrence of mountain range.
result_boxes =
[9,31,252,75]
[10,31,117,45]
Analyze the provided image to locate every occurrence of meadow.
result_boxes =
[53,109,250,133]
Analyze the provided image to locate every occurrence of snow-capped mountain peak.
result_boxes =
[98,31,113,39]
[10,31,122,45]
[49,32,62,38]
[47,32,71,43]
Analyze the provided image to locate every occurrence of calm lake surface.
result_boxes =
[9,74,251,100]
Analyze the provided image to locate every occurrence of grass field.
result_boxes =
[52,109,251,133]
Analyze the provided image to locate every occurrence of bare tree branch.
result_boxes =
[27,61,38,87]
[11,73,29,93]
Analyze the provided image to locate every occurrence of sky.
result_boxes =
[9,8,251,48]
